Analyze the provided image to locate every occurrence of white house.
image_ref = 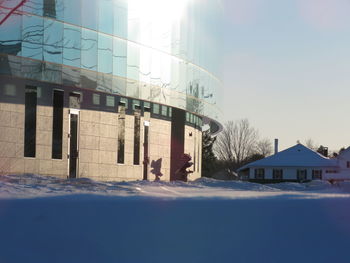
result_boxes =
[323,147,350,181]
[238,144,340,182]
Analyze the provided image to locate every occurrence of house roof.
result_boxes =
[238,144,338,171]
[338,146,350,158]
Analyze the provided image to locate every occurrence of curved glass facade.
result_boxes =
[0,0,222,124]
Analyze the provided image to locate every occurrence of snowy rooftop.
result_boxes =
[239,144,338,170]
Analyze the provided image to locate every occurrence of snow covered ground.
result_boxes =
[1,174,350,263]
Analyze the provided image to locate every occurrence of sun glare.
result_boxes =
[129,0,190,22]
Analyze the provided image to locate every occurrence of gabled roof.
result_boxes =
[338,147,350,158]
[238,144,338,171]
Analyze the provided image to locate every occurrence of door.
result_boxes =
[68,109,80,178]
[143,121,150,180]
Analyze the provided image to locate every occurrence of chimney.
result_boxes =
[274,139,279,154]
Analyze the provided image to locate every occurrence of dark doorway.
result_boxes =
[24,86,37,157]
[143,124,149,180]
[170,108,185,181]
[69,111,79,178]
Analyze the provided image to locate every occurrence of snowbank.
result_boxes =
[1,174,350,263]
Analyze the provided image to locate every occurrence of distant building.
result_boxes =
[238,144,342,182]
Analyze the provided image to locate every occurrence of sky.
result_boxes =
[219,0,350,152]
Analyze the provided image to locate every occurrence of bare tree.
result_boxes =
[256,138,273,157]
[214,119,258,166]
[304,138,318,151]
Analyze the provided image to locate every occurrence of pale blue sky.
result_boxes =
[219,0,350,152]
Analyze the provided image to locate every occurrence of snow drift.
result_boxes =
[1,174,350,263]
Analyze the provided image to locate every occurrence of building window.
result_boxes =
[52,90,64,159]
[161,105,168,116]
[312,170,322,180]
[273,169,283,180]
[133,113,141,165]
[117,105,125,164]
[106,95,115,107]
[24,86,37,157]
[297,169,307,181]
[92,94,100,105]
[153,103,160,115]
[347,162,350,168]
[143,102,151,112]
[198,118,203,127]
[4,84,16,96]
[254,168,265,179]
[168,107,172,118]
[133,100,141,111]
[119,97,128,109]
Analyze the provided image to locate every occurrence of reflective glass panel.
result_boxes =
[113,0,127,38]
[81,29,97,71]
[99,0,113,35]
[113,38,127,78]
[62,67,80,87]
[23,0,44,16]
[42,62,62,83]
[43,19,63,64]
[97,72,112,93]
[82,0,97,30]
[98,34,112,74]
[63,24,81,68]
[22,14,43,60]
[63,0,81,25]
[80,68,97,90]
[43,0,64,20]
[0,12,22,55]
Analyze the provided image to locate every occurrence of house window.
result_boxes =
[254,168,265,179]
[326,170,338,174]
[273,169,283,180]
[347,162,350,168]
[297,169,307,181]
[312,170,322,180]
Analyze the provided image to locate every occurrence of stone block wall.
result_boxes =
[148,118,171,181]
[184,125,202,181]
[0,104,68,178]
[0,102,203,182]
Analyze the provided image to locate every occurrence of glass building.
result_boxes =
[0,0,222,181]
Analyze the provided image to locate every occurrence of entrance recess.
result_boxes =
[68,109,80,179]
[170,108,185,181]
[143,121,150,180]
